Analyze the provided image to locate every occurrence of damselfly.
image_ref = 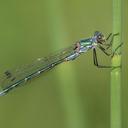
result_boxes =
[0,31,122,96]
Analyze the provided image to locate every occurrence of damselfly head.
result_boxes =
[94,31,106,44]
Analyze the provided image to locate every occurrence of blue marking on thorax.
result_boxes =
[79,38,93,53]
[79,37,97,53]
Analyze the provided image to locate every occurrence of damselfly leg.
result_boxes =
[93,45,122,69]
[111,43,123,58]
[93,48,112,68]
[98,42,123,57]
[106,33,112,40]
[93,32,123,68]
[106,33,119,49]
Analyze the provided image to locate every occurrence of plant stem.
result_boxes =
[111,0,122,128]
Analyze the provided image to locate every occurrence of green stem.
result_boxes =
[111,0,122,128]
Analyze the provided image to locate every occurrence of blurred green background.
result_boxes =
[0,0,127,128]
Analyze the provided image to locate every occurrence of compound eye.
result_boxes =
[98,35,102,39]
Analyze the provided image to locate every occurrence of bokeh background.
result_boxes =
[0,0,127,128]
